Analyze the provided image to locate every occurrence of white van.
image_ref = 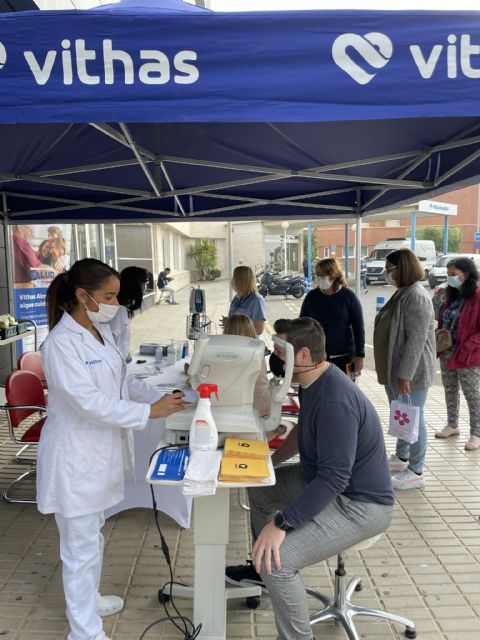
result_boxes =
[365,238,436,284]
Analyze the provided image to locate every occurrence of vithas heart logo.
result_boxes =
[0,41,6,70]
[332,32,393,85]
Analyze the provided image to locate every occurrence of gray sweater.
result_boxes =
[386,282,436,390]
[283,364,394,529]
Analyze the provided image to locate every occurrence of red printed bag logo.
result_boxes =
[394,409,410,426]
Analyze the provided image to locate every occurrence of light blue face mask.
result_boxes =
[447,275,463,289]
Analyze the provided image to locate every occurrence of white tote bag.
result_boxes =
[388,396,420,444]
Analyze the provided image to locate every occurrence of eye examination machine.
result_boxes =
[165,332,294,443]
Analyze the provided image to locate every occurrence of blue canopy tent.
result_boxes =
[2,1,480,293]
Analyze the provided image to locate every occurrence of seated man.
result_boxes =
[157,267,178,304]
[227,317,394,640]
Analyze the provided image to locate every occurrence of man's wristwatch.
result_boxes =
[273,511,293,531]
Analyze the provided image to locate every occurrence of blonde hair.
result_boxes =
[47,226,64,238]
[223,313,256,339]
[315,258,347,290]
[232,265,257,298]
[386,249,425,287]
[50,237,66,257]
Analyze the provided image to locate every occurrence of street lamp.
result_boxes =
[281,221,289,274]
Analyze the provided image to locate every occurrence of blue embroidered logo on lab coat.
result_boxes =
[85,359,102,365]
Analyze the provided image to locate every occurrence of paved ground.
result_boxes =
[1,279,480,640]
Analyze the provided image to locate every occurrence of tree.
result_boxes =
[407,226,461,253]
[187,238,218,281]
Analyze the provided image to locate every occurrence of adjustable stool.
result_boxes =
[307,534,416,640]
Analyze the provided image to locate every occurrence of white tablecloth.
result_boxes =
[105,358,195,528]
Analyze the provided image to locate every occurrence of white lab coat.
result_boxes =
[108,305,130,360]
[37,312,161,518]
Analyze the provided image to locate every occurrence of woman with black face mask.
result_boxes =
[269,318,293,377]
[300,258,365,379]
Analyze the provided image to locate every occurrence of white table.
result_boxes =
[105,358,195,527]
[146,454,275,640]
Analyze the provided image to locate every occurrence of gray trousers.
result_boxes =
[248,464,394,640]
[440,353,480,437]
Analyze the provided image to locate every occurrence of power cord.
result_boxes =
[138,445,202,640]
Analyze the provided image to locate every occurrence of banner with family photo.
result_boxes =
[11,224,73,353]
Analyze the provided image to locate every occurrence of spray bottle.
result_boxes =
[189,383,219,451]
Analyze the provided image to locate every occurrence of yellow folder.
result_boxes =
[223,437,270,461]
[218,456,270,483]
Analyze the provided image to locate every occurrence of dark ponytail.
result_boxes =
[47,258,119,330]
[117,266,148,317]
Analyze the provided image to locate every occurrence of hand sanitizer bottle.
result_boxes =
[166,339,176,366]
[189,383,219,451]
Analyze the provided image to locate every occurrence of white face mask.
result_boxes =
[317,276,331,290]
[83,291,119,323]
[385,273,397,287]
[447,275,463,289]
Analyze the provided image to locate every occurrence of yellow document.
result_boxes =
[223,437,270,460]
[218,456,270,483]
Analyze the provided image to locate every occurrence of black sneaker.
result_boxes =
[225,560,266,590]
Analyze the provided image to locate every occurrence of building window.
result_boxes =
[103,224,116,268]
[323,247,329,258]
[386,219,401,227]
[162,233,169,268]
[342,246,356,258]
[115,224,154,278]
[88,225,100,259]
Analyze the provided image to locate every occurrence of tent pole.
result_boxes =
[411,211,416,252]
[344,223,349,281]
[2,193,16,370]
[354,189,362,295]
[227,222,234,301]
[2,193,14,314]
[307,221,312,291]
[443,215,449,255]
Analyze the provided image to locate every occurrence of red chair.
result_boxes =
[1,370,47,504]
[18,351,47,389]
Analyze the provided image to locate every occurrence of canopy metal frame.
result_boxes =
[2,121,480,224]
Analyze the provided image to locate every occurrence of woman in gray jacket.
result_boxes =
[374,249,436,490]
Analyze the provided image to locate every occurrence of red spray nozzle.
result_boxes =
[196,383,219,401]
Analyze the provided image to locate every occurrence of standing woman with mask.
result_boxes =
[300,257,365,377]
[224,265,267,337]
[37,258,187,640]
[109,266,147,361]
[373,249,435,490]
[434,257,480,450]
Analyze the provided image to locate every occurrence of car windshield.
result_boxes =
[436,256,452,267]
[368,249,393,261]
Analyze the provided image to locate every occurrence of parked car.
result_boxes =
[365,238,436,284]
[428,253,480,288]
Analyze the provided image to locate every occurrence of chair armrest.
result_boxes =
[2,404,47,413]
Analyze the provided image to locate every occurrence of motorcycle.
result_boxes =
[257,270,305,298]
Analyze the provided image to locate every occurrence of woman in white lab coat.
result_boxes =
[108,266,147,361]
[37,258,187,640]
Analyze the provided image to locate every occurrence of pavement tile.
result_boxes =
[1,280,480,640]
